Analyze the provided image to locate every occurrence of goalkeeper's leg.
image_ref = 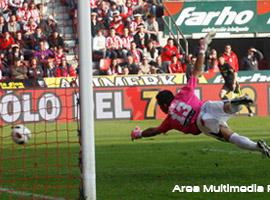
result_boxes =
[220,126,270,157]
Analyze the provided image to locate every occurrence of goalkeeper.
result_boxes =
[131,31,270,157]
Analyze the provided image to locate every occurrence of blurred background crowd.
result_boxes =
[0,0,77,80]
[0,0,268,80]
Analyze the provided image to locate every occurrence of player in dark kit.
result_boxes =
[218,55,253,116]
[218,55,241,100]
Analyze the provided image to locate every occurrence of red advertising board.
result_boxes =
[94,83,269,120]
[0,82,269,124]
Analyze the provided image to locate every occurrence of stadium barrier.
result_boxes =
[1,71,270,123]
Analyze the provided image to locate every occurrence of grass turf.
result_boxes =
[95,117,270,200]
[1,117,270,199]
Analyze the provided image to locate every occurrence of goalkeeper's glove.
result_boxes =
[131,126,142,141]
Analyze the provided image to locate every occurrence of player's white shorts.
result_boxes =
[196,101,233,140]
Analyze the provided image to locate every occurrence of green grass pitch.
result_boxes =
[1,117,270,199]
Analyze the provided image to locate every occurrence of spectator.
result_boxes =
[31,26,46,49]
[29,2,40,23]
[161,37,180,73]
[121,27,133,58]
[34,40,54,63]
[150,55,164,73]
[48,30,65,50]
[0,0,9,21]
[44,56,57,77]
[6,14,21,34]
[133,0,148,14]
[223,44,239,72]
[105,28,122,58]
[91,11,103,37]
[241,47,263,71]
[38,14,50,36]
[193,37,207,57]
[0,15,7,34]
[128,41,142,64]
[47,15,59,35]
[7,44,24,65]
[130,0,139,7]
[138,56,151,74]
[0,52,9,78]
[168,55,184,74]
[54,47,66,66]
[206,48,219,73]
[92,29,106,60]
[109,11,124,36]
[143,39,158,65]
[27,57,44,79]
[0,31,15,51]
[15,31,33,57]
[121,55,140,74]
[129,13,143,35]
[121,0,133,22]
[36,3,48,18]
[145,14,159,42]
[16,1,30,24]
[23,16,38,36]
[107,58,122,75]
[11,58,27,79]
[107,2,120,23]
[133,23,149,50]
[90,0,98,9]
[55,58,76,77]
[96,0,110,28]
[148,0,163,18]
[9,0,23,15]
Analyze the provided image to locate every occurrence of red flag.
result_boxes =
[257,0,270,15]
[164,1,184,16]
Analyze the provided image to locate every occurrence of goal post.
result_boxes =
[78,0,97,199]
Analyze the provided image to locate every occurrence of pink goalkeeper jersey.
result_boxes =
[157,75,204,135]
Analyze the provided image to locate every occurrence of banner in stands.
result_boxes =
[0,79,46,89]
[164,0,270,35]
[41,71,270,89]
[0,81,269,124]
[43,74,204,88]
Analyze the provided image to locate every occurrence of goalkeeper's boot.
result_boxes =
[257,140,270,157]
[231,95,253,106]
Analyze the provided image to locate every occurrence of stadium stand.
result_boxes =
[0,0,78,80]
[0,0,267,80]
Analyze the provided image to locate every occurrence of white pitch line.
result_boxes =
[0,187,65,200]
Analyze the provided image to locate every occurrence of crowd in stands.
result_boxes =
[0,0,76,81]
[65,0,268,76]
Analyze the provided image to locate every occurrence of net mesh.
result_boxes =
[0,0,80,198]
[0,86,80,200]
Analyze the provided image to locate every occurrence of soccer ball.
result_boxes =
[11,124,31,145]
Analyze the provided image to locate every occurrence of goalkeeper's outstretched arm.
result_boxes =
[142,127,161,137]
[193,31,216,77]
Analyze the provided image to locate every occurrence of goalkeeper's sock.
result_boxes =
[229,133,260,151]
